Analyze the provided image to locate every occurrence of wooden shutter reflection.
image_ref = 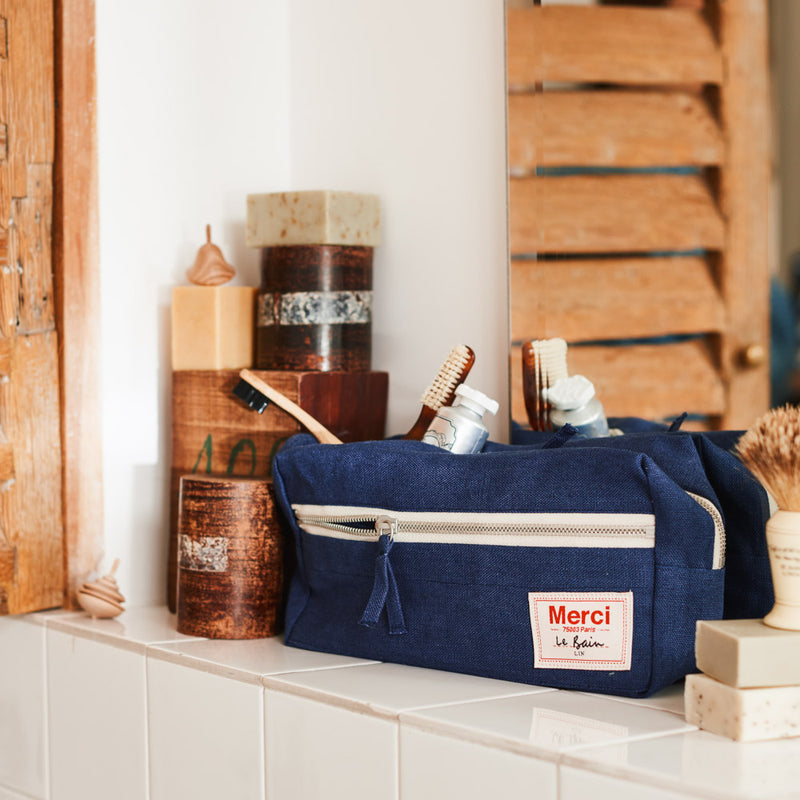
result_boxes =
[507,0,771,430]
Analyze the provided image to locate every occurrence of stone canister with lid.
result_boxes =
[246,191,380,372]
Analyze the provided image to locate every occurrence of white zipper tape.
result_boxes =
[292,504,656,549]
[686,492,726,569]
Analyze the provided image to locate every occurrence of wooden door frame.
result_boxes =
[54,0,103,606]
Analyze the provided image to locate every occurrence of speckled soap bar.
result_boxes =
[246,191,381,248]
[685,673,800,742]
[696,619,800,688]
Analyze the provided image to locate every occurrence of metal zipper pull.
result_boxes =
[359,516,407,635]
[375,515,397,542]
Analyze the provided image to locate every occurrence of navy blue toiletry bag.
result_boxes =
[271,427,773,698]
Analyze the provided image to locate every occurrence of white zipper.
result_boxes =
[292,504,656,550]
[293,498,726,569]
[687,492,726,569]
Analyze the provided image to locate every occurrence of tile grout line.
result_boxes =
[41,619,52,800]
[398,687,558,715]
[555,756,563,800]
[262,687,269,800]
[394,716,402,800]
[143,650,153,800]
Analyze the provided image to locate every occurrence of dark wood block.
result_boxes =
[168,369,388,610]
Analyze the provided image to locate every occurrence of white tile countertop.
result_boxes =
[6,606,800,800]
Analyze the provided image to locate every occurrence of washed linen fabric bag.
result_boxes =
[271,426,772,698]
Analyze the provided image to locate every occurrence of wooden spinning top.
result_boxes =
[186,225,236,286]
[77,559,125,619]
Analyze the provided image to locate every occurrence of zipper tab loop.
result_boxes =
[375,515,396,542]
[359,516,407,635]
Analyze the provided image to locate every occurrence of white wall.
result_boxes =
[287,0,510,437]
[95,0,509,606]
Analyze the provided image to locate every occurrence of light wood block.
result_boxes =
[246,191,381,248]
[695,619,800,689]
[171,286,256,371]
[685,673,800,742]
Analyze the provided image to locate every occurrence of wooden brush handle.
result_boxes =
[403,407,436,441]
[239,370,343,445]
[521,342,539,431]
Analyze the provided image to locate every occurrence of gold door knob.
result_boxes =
[740,343,767,368]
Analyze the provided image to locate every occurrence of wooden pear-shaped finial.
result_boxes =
[186,225,236,286]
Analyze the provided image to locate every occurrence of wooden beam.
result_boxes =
[8,163,55,335]
[0,333,64,612]
[0,1,54,198]
[0,543,15,587]
[54,0,103,608]
[507,6,723,88]
[0,17,7,60]
[0,440,14,482]
[0,338,10,374]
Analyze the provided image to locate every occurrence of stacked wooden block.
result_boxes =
[246,191,380,372]
[686,619,800,741]
[169,195,388,627]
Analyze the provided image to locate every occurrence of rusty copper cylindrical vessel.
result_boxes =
[176,475,283,639]
[255,244,372,371]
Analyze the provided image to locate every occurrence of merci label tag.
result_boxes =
[528,591,633,671]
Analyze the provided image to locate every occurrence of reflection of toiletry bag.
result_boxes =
[272,429,772,698]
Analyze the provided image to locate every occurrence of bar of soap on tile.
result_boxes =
[696,618,800,689]
[171,286,256,370]
[685,673,800,742]
[246,191,381,248]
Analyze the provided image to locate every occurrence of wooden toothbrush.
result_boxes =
[233,369,343,445]
[404,344,475,439]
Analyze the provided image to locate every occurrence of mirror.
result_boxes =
[506,0,791,436]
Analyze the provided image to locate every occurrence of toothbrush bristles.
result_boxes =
[403,344,476,440]
[420,344,475,410]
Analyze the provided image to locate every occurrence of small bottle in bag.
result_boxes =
[422,384,499,454]
[542,375,609,438]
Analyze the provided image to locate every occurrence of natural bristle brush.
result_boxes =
[233,369,343,445]
[404,344,475,440]
[521,338,568,432]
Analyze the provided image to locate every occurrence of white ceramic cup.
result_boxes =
[764,510,800,630]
